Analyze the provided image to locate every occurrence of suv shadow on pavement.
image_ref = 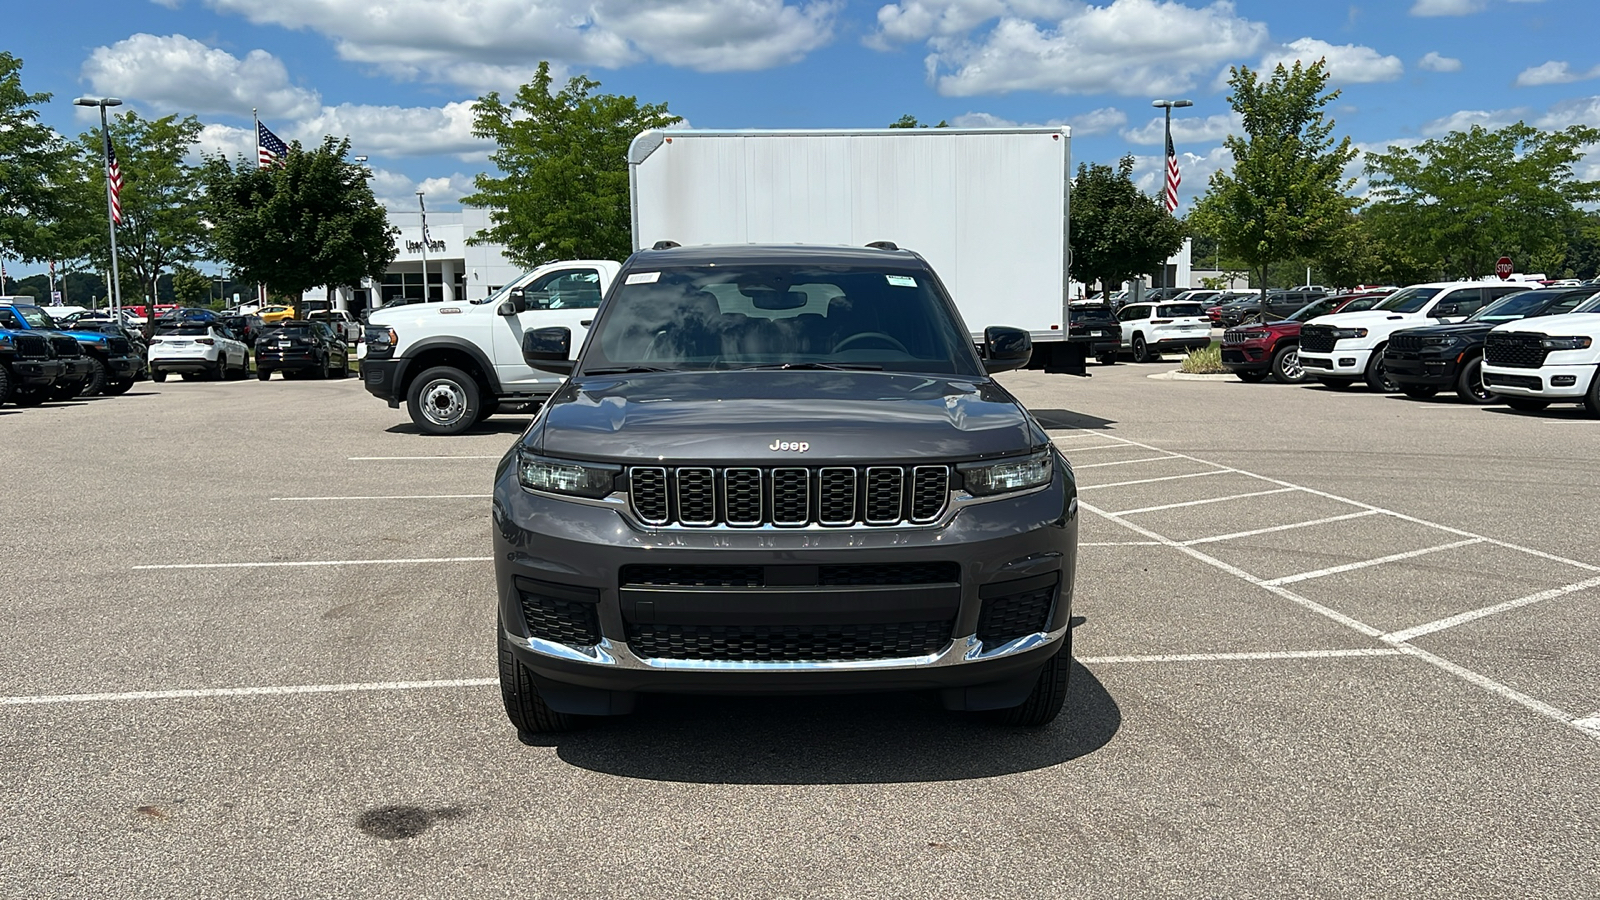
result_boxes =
[384,419,532,437]
[527,661,1119,784]
[1029,409,1117,431]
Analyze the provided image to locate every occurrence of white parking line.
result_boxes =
[1261,539,1484,587]
[1184,510,1381,546]
[1080,541,1165,547]
[133,557,493,570]
[271,494,492,501]
[1071,456,1179,469]
[0,678,497,707]
[1081,648,1405,664]
[1110,487,1298,516]
[1383,574,1600,643]
[1078,469,1234,491]
[1050,442,1131,452]
[347,455,500,461]
[1392,643,1597,743]
[1573,713,1600,736]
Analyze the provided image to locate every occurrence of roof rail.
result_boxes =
[865,241,899,251]
[651,240,681,250]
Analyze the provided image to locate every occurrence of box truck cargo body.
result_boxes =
[627,128,1072,347]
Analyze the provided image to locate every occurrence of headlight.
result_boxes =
[959,450,1054,496]
[1421,336,1461,347]
[1239,330,1270,341]
[1331,328,1369,339]
[1541,336,1593,350]
[0,335,12,351]
[517,450,621,499]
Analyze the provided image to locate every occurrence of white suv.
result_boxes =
[1113,301,1212,362]
[1297,281,1528,391]
[1482,309,1600,415]
[148,321,250,382]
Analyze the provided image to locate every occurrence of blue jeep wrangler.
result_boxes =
[0,301,142,397]
[0,326,63,405]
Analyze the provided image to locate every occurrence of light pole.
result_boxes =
[1151,98,1193,292]
[74,96,124,321]
[416,191,430,303]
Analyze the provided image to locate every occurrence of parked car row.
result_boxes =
[0,300,144,406]
[1220,281,1600,415]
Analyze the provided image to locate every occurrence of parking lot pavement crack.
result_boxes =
[1381,574,1600,644]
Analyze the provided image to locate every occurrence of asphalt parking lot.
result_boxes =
[3,361,1597,898]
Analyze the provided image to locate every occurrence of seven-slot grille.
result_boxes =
[1485,332,1549,369]
[106,336,132,356]
[48,335,83,357]
[1299,325,1338,353]
[10,334,50,359]
[1387,333,1425,354]
[630,465,950,528]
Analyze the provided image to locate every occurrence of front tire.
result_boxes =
[407,365,481,436]
[1270,344,1308,384]
[1455,356,1495,405]
[1364,347,1396,393]
[1584,367,1600,418]
[990,633,1072,727]
[497,616,579,735]
[80,357,108,396]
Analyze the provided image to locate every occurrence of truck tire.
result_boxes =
[990,633,1071,727]
[497,616,579,736]
[0,365,10,404]
[1363,346,1396,392]
[81,357,108,396]
[474,398,502,424]
[1585,367,1600,418]
[408,365,481,435]
[1270,344,1307,384]
[1454,356,1494,405]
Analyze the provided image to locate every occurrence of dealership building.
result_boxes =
[307,208,526,315]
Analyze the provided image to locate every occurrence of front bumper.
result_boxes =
[1384,352,1460,387]
[5,359,63,387]
[493,461,1078,711]
[55,357,95,386]
[105,354,140,379]
[1481,363,1597,399]
[1298,346,1372,379]
[360,357,407,407]
[1221,342,1273,372]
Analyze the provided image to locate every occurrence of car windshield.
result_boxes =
[1338,296,1382,313]
[6,306,59,329]
[1158,304,1205,317]
[579,263,983,376]
[1289,298,1340,321]
[1373,286,1441,313]
[1468,289,1597,323]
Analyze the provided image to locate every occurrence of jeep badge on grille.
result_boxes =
[769,440,810,452]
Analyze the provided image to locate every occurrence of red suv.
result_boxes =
[1221,293,1387,384]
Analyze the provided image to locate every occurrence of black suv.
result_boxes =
[1,328,62,404]
[1386,287,1600,403]
[494,244,1080,736]
[255,320,349,380]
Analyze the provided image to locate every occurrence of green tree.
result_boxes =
[888,115,949,128]
[1190,60,1358,309]
[74,112,209,326]
[204,136,396,317]
[1068,156,1186,299]
[0,53,72,263]
[1364,123,1600,279]
[170,264,212,307]
[463,61,679,266]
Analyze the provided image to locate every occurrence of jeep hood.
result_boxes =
[527,371,1044,464]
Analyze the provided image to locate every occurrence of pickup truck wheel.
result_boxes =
[1455,357,1495,405]
[1234,369,1269,383]
[1400,384,1439,399]
[1506,398,1549,412]
[1131,334,1157,363]
[1364,346,1397,392]
[408,365,481,435]
[990,632,1071,727]
[1270,344,1308,384]
[474,398,501,424]
[1584,368,1600,418]
[497,616,579,735]
[80,357,108,396]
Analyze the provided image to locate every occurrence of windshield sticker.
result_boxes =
[886,275,918,288]
[625,271,661,285]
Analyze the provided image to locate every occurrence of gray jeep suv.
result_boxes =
[493,244,1079,736]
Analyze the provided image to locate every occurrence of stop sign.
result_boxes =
[1495,256,1513,279]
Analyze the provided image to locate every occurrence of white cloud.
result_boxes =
[192,123,258,164]
[1410,0,1486,14]
[876,0,1270,97]
[948,111,1018,127]
[945,106,1122,133]
[1128,144,1233,208]
[1418,51,1461,73]
[1537,95,1600,130]
[82,33,321,120]
[295,101,487,159]
[201,0,840,88]
[1420,108,1529,136]
[1515,61,1600,88]
[1256,37,1403,84]
[369,169,478,211]
[1122,111,1240,145]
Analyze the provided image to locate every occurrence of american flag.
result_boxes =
[258,121,289,169]
[1164,131,1181,214]
[107,141,124,225]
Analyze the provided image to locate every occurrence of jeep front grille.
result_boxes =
[12,334,49,359]
[628,465,950,528]
[48,335,82,358]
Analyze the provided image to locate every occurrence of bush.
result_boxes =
[1178,343,1228,374]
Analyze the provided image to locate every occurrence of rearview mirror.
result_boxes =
[498,289,527,317]
[982,326,1032,374]
[522,326,574,374]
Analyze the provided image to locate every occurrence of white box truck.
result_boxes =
[627,127,1084,369]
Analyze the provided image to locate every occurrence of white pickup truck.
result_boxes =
[1482,310,1600,415]
[309,309,362,343]
[359,259,621,434]
[1297,281,1529,391]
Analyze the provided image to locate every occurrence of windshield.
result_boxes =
[7,306,58,329]
[1468,289,1597,323]
[1290,298,1340,321]
[579,264,983,377]
[1373,286,1441,314]
[1158,304,1205,317]
[1338,295,1382,313]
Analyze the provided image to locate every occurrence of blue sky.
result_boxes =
[9,0,1600,278]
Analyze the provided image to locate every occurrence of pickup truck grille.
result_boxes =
[1299,325,1337,353]
[48,335,83,358]
[624,619,954,662]
[630,465,950,528]
[1485,332,1549,369]
[11,334,50,359]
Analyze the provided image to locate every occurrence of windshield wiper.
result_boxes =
[581,365,675,375]
[727,362,884,371]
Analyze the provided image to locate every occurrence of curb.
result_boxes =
[1147,370,1237,381]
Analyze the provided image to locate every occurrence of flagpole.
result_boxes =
[417,191,430,303]
[253,108,266,311]
[99,105,124,323]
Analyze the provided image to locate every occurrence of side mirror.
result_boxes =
[982,326,1032,374]
[498,289,527,317]
[522,326,574,374]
